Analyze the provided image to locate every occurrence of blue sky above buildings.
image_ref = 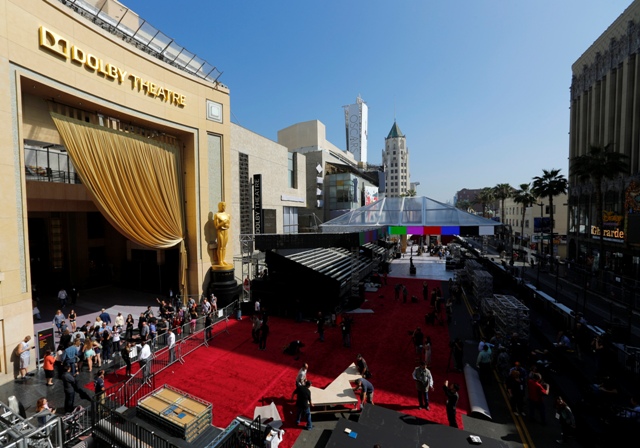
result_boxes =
[126,0,633,203]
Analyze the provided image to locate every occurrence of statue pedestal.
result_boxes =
[207,268,239,308]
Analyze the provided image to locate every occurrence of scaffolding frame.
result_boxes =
[236,234,269,303]
[465,259,493,302]
[0,401,66,448]
[482,294,530,340]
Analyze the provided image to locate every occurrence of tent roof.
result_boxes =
[320,196,501,234]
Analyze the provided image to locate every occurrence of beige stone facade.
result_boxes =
[382,122,410,197]
[569,0,640,273]
[277,120,379,226]
[230,123,306,275]
[0,0,230,384]
[502,194,569,259]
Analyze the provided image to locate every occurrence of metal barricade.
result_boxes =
[0,401,68,448]
[92,400,179,448]
[102,301,237,408]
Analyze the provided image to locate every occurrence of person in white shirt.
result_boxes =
[112,326,121,354]
[201,298,211,316]
[412,362,434,410]
[17,336,33,381]
[254,299,261,313]
[295,363,308,387]
[71,330,85,345]
[211,294,218,315]
[138,342,152,381]
[58,289,68,308]
[114,312,125,328]
[167,329,176,364]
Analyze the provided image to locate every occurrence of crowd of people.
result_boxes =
[20,291,229,422]
[280,266,604,440]
[47,292,223,382]
[25,258,638,444]
[285,274,465,432]
[289,348,461,432]
[470,315,640,445]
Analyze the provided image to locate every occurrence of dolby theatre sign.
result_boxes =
[38,27,186,107]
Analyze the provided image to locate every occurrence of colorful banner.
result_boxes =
[365,186,379,205]
[388,225,491,236]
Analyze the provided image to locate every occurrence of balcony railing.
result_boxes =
[24,146,81,184]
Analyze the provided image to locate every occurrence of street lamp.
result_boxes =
[583,270,589,314]
[506,224,514,267]
[553,203,568,299]
[536,202,544,288]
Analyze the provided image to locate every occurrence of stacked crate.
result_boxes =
[453,269,466,285]
[482,294,530,340]
[471,270,493,303]
[449,244,461,258]
[465,259,482,273]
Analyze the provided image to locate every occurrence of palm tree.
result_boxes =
[401,189,417,197]
[476,187,495,218]
[513,183,536,249]
[492,183,513,223]
[571,144,629,271]
[532,169,568,261]
[456,199,472,213]
[492,183,514,251]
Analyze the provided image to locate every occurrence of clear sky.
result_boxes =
[126,0,633,203]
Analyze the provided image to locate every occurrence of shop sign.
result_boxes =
[590,225,625,241]
[533,217,551,234]
[590,210,625,241]
[39,27,186,107]
[253,174,263,234]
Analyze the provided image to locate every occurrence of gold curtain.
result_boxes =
[50,112,188,298]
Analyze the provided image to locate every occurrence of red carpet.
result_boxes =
[106,276,468,447]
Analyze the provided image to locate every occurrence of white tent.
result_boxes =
[320,196,501,235]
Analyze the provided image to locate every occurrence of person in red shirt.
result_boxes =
[528,372,550,424]
[43,350,55,386]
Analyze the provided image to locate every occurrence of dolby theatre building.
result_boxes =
[0,0,231,384]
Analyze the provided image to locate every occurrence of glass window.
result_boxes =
[288,152,297,188]
[283,207,298,234]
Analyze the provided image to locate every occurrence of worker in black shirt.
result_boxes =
[443,380,460,428]
[291,380,313,430]
[356,354,371,378]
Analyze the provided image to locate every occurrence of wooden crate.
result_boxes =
[137,384,212,443]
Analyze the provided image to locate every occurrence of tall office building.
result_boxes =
[343,95,368,164]
[382,121,410,197]
[277,120,379,227]
[568,0,640,274]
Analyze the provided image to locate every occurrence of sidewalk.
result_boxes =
[463,238,639,446]
[1,286,161,417]
[469,239,640,346]
[3,254,620,448]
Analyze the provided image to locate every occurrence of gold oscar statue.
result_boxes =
[212,201,232,270]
